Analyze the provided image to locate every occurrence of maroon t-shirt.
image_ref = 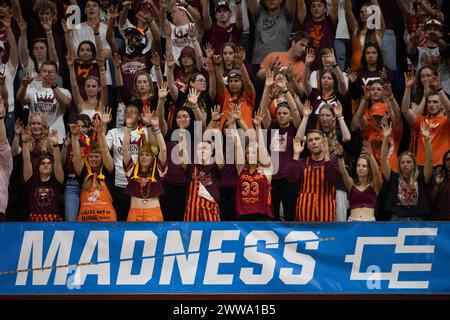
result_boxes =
[268,122,297,181]
[163,140,189,185]
[123,165,165,199]
[26,174,63,216]
[302,16,336,70]
[208,23,242,55]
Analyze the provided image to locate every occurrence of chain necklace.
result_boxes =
[139,177,152,204]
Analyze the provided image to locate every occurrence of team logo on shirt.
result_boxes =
[35,91,56,113]
[34,187,55,208]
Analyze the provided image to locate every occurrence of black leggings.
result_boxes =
[160,182,188,221]
[219,187,236,221]
[271,178,299,221]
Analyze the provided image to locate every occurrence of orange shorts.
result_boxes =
[127,207,164,222]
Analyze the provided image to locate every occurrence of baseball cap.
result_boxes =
[310,0,327,6]
[176,5,193,22]
[228,69,242,79]
[425,18,442,28]
[370,102,388,117]
[216,0,231,12]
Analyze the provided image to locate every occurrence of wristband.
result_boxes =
[51,83,58,89]
[269,94,275,100]
[337,152,345,158]
[282,88,288,94]
[94,32,100,36]
[0,116,4,120]
[337,116,344,121]
[53,144,59,147]
[435,87,442,91]
[331,64,338,68]
[46,31,52,35]
[153,128,161,134]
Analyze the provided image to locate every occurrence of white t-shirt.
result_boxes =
[0,61,17,112]
[71,21,112,85]
[26,86,71,144]
[106,126,148,187]
[334,0,349,40]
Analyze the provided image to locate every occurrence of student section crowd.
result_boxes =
[0,0,449,223]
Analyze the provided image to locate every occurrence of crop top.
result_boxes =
[349,185,378,210]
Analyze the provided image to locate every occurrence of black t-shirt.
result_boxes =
[384,171,430,217]
[26,174,63,216]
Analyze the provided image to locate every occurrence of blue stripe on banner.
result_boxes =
[0,222,448,295]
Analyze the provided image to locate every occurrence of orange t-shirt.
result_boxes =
[260,52,305,83]
[78,183,117,222]
[220,90,255,129]
[363,110,402,174]
[414,115,450,166]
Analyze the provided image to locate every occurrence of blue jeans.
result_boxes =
[381,29,397,71]
[390,214,425,222]
[334,39,349,71]
[64,178,80,222]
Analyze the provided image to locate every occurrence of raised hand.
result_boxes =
[158,81,169,99]
[333,101,343,117]
[93,119,104,134]
[362,140,373,155]
[231,102,242,122]
[435,167,444,185]
[69,123,80,137]
[205,43,214,58]
[305,48,316,66]
[187,87,200,105]
[322,136,330,156]
[335,141,344,157]
[322,48,337,68]
[430,74,442,90]
[211,104,222,123]
[0,12,11,28]
[48,129,59,145]
[41,15,53,32]
[212,54,222,66]
[293,136,305,155]
[102,106,113,125]
[21,128,31,143]
[187,22,196,39]
[420,120,431,141]
[303,100,312,117]
[235,47,246,68]
[382,83,393,98]
[205,57,214,73]
[363,85,372,100]
[141,106,151,126]
[405,71,415,88]
[165,52,175,69]
[61,19,70,34]
[14,119,23,136]
[265,69,274,87]
[252,109,265,128]
[22,73,34,86]
[18,16,27,33]
[381,121,392,138]
[346,67,357,83]
[63,133,71,147]
[108,5,120,21]
[270,57,281,72]
[270,85,281,99]
[150,110,160,128]
[66,54,76,68]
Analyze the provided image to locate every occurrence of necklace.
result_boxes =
[139,177,152,203]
